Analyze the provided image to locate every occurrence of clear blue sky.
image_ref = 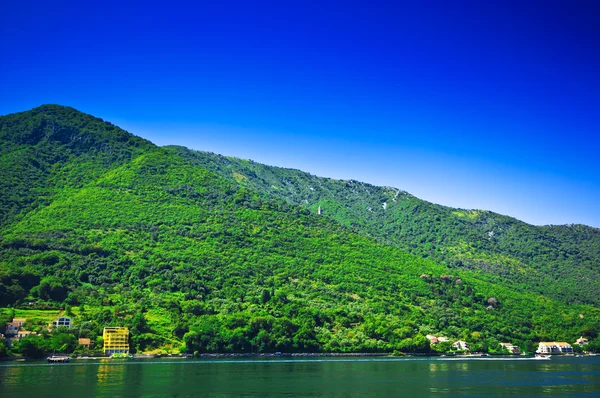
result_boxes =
[1,0,599,227]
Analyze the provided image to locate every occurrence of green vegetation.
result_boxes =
[0,105,598,355]
[168,146,600,306]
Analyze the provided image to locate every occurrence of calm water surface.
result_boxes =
[1,356,599,397]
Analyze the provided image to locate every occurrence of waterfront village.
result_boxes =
[2,316,130,357]
[425,334,587,355]
[0,314,595,360]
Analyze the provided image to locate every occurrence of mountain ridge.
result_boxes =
[167,144,598,229]
[3,104,596,228]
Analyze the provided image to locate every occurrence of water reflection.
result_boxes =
[455,362,469,372]
[428,362,449,372]
[96,364,116,385]
[2,365,26,385]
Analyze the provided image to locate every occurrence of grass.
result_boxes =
[0,307,90,329]
[2,308,63,324]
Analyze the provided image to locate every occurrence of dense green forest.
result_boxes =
[168,146,600,306]
[0,105,598,356]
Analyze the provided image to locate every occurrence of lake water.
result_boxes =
[1,356,599,397]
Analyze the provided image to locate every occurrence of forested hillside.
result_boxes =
[0,105,153,227]
[167,146,600,306]
[0,105,598,356]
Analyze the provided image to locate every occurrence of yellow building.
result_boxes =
[103,327,129,354]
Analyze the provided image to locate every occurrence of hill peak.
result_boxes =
[0,104,154,151]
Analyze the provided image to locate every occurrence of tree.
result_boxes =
[130,313,148,335]
[51,333,77,353]
[64,304,74,317]
[38,277,68,302]
[16,335,48,358]
[261,289,271,304]
[0,340,9,357]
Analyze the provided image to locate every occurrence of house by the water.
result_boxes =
[452,341,470,351]
[536,342,573,354]
[500,342,520,354]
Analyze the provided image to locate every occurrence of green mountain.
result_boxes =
[0,105,598,356]
[167,146,600,306]
[0,104,153,227]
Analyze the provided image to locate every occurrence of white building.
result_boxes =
[537,342,573,354]
[426,335,450,345]
[452,341,470,351]
[426,335,439,344]
[500,342,520,354]
[574,337,589,346]
[51,317,72,329]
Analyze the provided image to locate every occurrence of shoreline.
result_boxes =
[2,352,593,362]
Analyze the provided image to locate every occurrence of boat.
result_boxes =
[534,354,551,360]
[47,355,71,363]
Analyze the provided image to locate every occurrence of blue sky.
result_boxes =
[1,0,599,227]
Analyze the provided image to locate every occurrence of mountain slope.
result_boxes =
[0,104,154,226]
[166,146,600,306]
[2,146,598,354]
[0,105,598,355]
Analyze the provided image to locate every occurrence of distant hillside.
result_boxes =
[0,105,598,356]
[165,146,600,306]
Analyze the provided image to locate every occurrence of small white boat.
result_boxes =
[47,355,71,363]
[534,354,551,360]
